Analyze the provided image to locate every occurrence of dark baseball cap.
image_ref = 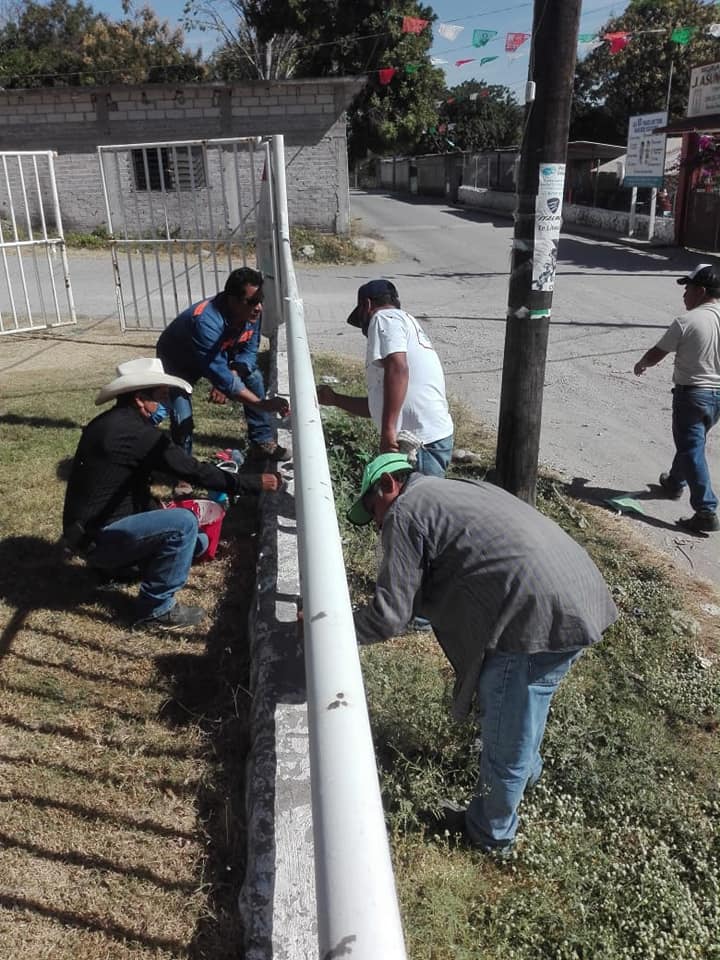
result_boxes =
[346,278,400,328]
[677,263,720,290]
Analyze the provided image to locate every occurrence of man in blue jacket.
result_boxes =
[157,267,290,462]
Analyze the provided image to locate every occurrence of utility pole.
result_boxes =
[495,0,582,504]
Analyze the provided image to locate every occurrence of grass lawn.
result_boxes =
[315,354,720,960]
[0,356,262,959]
[2,343,719,959]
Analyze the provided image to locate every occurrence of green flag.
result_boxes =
[472,29,498,47]
[671,26,696,45]
[405,63,419,74]
[479,56,498,65]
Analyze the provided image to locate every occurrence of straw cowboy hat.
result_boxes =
[95,357,192,405]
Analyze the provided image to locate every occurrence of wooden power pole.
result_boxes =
[495,0,582,504]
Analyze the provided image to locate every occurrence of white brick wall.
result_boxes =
[0,79,363,234]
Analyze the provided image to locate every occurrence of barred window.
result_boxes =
[131,147,207,192]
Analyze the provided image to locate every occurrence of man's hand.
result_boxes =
[380,432,400,453]
[316,384,336,406]
[260,396,290,416]
[209,387,229,404]
[260,472,284,493]
[633,361,647,376]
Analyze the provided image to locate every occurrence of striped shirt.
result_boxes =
[354,475,617,718]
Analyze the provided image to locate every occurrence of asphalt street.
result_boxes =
[298,191,720,588]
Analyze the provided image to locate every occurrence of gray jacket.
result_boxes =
[354,475,617,718]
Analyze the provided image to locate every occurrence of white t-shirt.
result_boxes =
[365,308,454,444]
[656,303,720,387]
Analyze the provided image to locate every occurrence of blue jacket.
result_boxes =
[157,294,262,396]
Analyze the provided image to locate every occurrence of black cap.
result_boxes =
[346,278,400,328]
[677,263,720,290]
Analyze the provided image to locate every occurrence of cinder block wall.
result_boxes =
[0,78,364,235]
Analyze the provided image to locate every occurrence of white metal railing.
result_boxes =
[271,135,408,960]
[0,150,76,335]
[98,136,265,330]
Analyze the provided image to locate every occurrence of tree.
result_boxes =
[572,0,720,143]
[429,80,522,153]
[185,0,301,80]
[0,0,204,87]
[193,0,445,162]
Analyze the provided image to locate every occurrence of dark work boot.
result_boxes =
[677,511,719,534]
[134,602,206,631]
[658,472,683,500]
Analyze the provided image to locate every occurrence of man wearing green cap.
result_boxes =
[348,454,617,853]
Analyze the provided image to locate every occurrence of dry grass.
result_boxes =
[0,350,260,959]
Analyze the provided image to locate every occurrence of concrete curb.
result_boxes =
[239,324,317,959]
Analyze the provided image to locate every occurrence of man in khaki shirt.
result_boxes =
[634,264,720,534]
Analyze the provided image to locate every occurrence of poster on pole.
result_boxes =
[688,61,720,117]
[532,163,565,293]
[623,112,667,188]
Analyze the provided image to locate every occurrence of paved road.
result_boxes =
[298,191,720,588]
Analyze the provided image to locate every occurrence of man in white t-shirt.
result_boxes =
[634,264,720,534]
[317,278,454,476]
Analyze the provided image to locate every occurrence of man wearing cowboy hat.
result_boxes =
[348,453,617,853]
[316,278,454,476]
[63,358,281,630]
[156,266,290,464]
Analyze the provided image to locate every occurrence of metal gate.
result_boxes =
[98,137,273,331]
[0,151,77,335]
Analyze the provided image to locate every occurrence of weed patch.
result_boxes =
[318,354,720,960]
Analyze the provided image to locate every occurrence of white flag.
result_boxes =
[469,93,479,102]
[578,40,604,54]
[437,23,464,41]
[431,57,448,66]
[709,23,720,37]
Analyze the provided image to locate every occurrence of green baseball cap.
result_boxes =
[347,453,412,526]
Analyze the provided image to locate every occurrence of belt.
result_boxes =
[673,384,718,392]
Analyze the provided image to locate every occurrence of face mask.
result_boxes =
[148,402,168,425]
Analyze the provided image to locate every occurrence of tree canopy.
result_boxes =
[423,79,522,154]
[0,0,204,87]
[572,0,720,144]
[188,0,445,162]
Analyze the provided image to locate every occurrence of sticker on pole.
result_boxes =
[532,163,565,292]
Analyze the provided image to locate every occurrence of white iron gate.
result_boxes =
[98,137,273,331]
[0,151,77,335]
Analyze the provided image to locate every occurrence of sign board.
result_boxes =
[688,61,720,118]
[532,162,565,293]
[624,112,668,188]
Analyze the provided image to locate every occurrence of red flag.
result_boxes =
[505,32,530,52]
[455,58,475,67]
[402,16,429,34]
[480,89,490,97]
[605,31,629,54]
[378,67,397,85]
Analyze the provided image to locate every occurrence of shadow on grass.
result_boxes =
[0,893,187,953]
[0,535,133,662]
[154,507,258,959]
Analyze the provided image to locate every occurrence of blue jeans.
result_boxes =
[86,508,199,619]
[668,387,720,514]
[466,648,583,850]
[169,367,274,456]
[415,434,454,477]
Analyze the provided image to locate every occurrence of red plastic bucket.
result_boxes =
[167,498,226,560]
